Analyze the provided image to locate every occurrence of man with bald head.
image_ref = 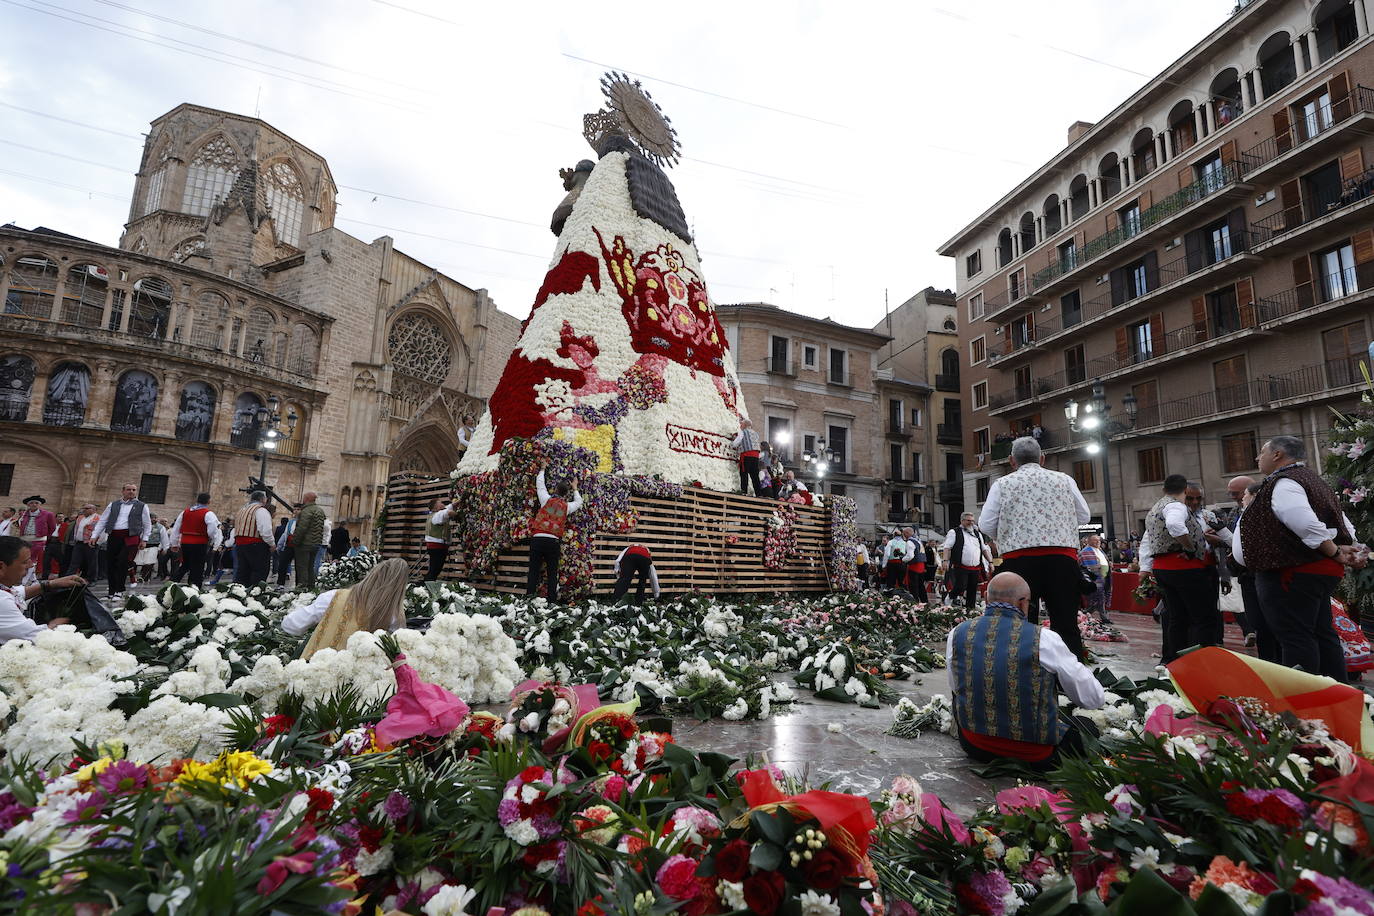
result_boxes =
[947,571,1105,768]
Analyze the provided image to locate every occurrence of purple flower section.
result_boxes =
[0,793,35,832]
[532,812,560,840]
[96,760,149,795]
[1243,787,1306,818]
[497,797,522,826]
[62,793,105,824]
[969,870,1014,916]
[1298,872,1374,916]
[383,791,412,821]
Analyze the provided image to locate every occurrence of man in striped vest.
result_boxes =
[168,493,220,587]
[978,437,1091,657]
[233,491,276,586]
[731,418,764,497]
[610,543,660,605]
[528,462,582,602]
[1141,474,1214,663]
[947,571,1104,769]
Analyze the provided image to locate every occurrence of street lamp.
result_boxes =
[1065,380,1138,542]
[243,395,298,502]
[801,438,836,495]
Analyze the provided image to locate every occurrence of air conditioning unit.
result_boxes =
[1254,190,1276,207]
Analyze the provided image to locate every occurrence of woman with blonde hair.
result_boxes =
[282,557,410,658]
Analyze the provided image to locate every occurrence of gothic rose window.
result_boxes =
[387,312,452,386]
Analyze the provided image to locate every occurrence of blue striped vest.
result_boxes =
[949,602,1061,745]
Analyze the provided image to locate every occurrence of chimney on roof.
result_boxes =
[1067,121,1095,145]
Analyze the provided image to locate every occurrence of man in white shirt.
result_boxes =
[1140,475,1214,663]
[942,513,992,610]
[89,483,151,598]
[167,494,221,587]
[882,529,913,590]
[66,505,101,580]
[232,491,276,586]
[978,437,1092,658]
[947,572,1104,770]
[0,535,79,644]
[1236,436,1368,680]
[0,507,14,537]
[425,497,455,582]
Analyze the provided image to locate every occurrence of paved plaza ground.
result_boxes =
[110,580,1368,816]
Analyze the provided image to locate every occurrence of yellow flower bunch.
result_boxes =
[175,750,274,789]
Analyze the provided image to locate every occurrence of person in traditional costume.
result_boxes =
[1235,436,1368,680]
[281,557,409,659]
[528,463,582,603]
[1140,474,1216,663]
[424,498,454,583]
[15,496,56,581]
[610,543,659,606]
[947,571,1104,769]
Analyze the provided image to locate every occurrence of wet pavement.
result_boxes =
[675,613,1234,815]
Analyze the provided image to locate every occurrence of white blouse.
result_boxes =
[281,589,340,636]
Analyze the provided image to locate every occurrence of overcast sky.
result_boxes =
[1,0,1238,327]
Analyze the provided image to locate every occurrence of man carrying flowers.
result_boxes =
[528,459,583,603]
[946,571,1104,769]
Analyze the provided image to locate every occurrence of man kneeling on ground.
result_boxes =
[946,571,1105,769]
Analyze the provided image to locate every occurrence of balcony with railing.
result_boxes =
[767,356,795,377]
[1255,268,1371,324]
[1250,166,1374,253]
[1241,85,1374,180]
[996,230,1264,360]
[0,304,320,383]
[989,428,1054,462]
[1029,161,1251,295]
[936,423,963,445]
[987,377,1056,413]
[1125,354,1369,435]
[934,373,960,392]
[886,421,912,440]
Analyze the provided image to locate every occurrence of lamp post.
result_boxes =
[801,438,836,496]
[1065,381,1138,543]
[237,395,298,505]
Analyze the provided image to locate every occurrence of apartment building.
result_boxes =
[939,0,1374,535]
[873,287,958,534]
[717,303,900,532]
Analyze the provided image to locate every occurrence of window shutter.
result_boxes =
[1139,190,1153,211]
[1026,311,1035,336]
[1353,228,1374,289]
[1104,210,1117,232]
[1279,179,1302,231]
[1184,227,1206,273]
[1227,207,1249,251]
[1115,327,1129,363]
[1329,70,1353,122]
[1191,295,1208,340]
[1293,254,1314,309]
[1235,277,1256,327]
[1149,312,1165,357]
[1340,148,1366,181]
[1110,267,1127,306]
[1177,165,1194,190]
[1274,108,1293,155]
[1219,140,1237,168]
[1144,250,1160,291]
[1002,325,1012,355]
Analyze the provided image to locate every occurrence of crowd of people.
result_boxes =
[0,485,359,600]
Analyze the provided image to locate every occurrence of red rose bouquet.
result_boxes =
[689,769,881,916]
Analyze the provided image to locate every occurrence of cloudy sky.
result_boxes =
[1,0,1238,326]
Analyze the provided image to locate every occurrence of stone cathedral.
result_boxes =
[0,103,518,536]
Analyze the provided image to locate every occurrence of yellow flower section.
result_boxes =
[175,750,275,789]
[553,424,616,473]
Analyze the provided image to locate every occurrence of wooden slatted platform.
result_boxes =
[380,473,834,595]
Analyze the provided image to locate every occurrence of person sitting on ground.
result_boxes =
[282,557,410,658]
[947,571,1105,769]
[610,543,660,606]
[0,535,80,643]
